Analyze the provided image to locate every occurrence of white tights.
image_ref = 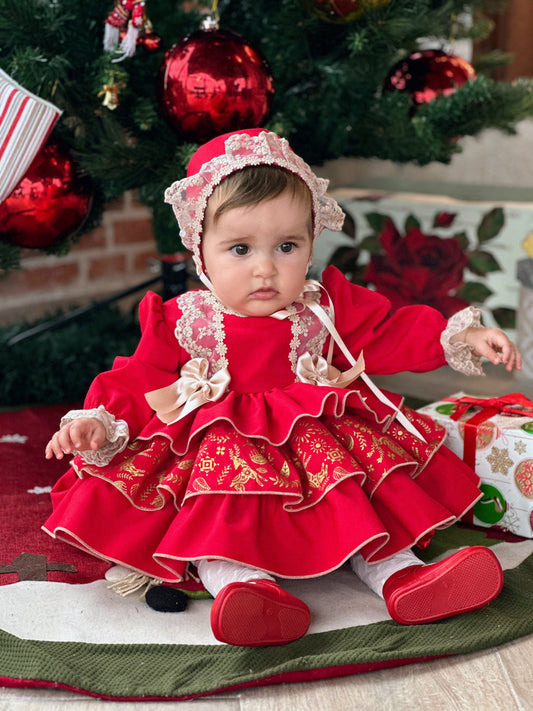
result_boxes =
[349,549,421,598]
[194,559,274,598]
[195,548,422,599]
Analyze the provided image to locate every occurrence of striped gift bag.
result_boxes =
[0,69,62,204]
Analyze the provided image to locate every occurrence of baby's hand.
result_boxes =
[453,327,522,372]
[45,418,107,460]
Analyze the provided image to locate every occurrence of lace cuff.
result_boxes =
[440,306,484,376]
[60,405,129,467]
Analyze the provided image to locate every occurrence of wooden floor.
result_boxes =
[3,366,533,709]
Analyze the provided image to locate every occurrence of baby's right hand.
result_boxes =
[45,418,107,460]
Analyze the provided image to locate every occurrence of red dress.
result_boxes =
[43,266,481,582]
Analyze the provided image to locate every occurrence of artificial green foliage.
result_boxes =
[0,242,20,273]
[0,305,140,407]
[0,0,532,272]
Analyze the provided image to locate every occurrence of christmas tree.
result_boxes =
[1,0,532,272]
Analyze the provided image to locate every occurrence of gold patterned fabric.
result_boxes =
[72,407,445,515]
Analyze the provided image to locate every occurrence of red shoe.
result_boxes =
[210,579,311,647]
[382,546,503,625]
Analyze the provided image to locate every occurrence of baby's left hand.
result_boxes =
[453,327,522,372]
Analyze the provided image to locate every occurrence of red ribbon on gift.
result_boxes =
[445,393,533,469]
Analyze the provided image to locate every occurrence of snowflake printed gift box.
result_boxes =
[418,392,533,538]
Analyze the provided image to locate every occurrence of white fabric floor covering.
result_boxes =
[1,539,532,647]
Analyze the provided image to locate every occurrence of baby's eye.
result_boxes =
[279,241,296,253]
[231,244,249,256]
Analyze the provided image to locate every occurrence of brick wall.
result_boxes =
[0,192,165,326]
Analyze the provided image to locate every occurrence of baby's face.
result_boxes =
[202,189,313,317]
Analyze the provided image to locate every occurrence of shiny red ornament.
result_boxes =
[158,24,275,143]
[304,0,391,23]
[139,31,162,51]
[118,26,161,51]
[0,140,93,249]
[106,0,146,32]
[384,49,476,106]
[307,0,361,22]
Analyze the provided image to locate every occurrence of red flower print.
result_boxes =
[364,219,469,317]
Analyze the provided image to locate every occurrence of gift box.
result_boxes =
[419,392,533,538]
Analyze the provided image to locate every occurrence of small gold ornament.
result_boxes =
[98,70,127,110]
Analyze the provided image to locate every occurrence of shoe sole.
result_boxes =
[387,546,503,625]
[211,582,311,646]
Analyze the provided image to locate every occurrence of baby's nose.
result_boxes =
[254,254,276,276]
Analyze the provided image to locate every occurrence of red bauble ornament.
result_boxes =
[307,0,362,22]
[118,26,161,51]
[139,31,162,51]
[384,50,476,106]
[304,0,391,23]
[158,20,275,143]
[0,140,93,249]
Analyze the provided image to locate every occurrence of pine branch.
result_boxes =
[0,241,21,273]
[0,0,531,270]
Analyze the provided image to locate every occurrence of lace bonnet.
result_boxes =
[164,128,345,274]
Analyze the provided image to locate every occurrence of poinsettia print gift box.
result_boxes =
[418,392,533,538]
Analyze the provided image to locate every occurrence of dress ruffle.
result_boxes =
[42,268,483,583]
[132,379,405,454]
[43,399,482,582]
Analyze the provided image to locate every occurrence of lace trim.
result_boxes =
[175,289,330,377]
[60,405,129,467]
[175,290,229,375]
[164,131,345,264]
[288,293,330,375]
[440,306,484,376]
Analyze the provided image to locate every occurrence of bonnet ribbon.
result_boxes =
[272,280,427,443]
[145,358,230,425]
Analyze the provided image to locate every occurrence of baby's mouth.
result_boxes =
[250,287,278,299]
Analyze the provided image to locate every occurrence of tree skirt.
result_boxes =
[2,404,533,701]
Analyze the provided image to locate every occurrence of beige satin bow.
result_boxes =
[296,351,365,388]
[145,358,231,424]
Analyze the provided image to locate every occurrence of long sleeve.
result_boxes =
[82,291,187,440]
[321,266,448,375]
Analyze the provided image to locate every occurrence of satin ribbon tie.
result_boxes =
[447,392,533,469]
[145,358,231,424]
[297,351,365,388]
[275,279,427,442]
[271,279,322,320]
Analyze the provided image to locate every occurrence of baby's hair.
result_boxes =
[205,165,312,230]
